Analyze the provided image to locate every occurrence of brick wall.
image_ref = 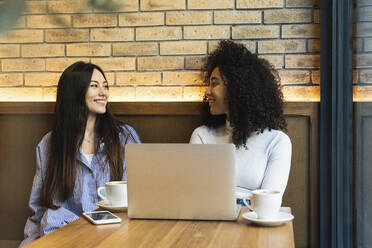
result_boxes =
[354,1,372,101]
[0,0,320,101]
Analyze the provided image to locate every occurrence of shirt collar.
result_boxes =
[225,120,233,133]
[77,139,105,170]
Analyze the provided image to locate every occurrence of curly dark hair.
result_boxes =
[202,40,287,148]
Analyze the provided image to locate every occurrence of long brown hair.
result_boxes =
[42,61,124,209]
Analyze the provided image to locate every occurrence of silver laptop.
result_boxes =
[125,144,239,220]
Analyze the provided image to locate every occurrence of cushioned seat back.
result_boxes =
[0,102,318,248]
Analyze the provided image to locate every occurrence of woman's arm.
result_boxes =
[20,140,79,247]
[189,127,204,144]
[260,133,292,195]
[120,124,141,181]
[121,124,141,145]
[20,144,45,247]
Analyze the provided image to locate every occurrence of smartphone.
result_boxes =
[83,210,122,225]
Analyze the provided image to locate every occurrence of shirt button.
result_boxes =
[92,198,96,203]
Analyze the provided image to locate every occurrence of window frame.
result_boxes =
[320,0,354,247]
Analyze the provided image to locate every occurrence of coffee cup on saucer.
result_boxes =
[242,189,282,220]
[97,181,127,207]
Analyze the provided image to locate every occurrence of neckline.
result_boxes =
[225,120,233,132]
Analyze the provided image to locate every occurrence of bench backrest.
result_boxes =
[0,102,319,248]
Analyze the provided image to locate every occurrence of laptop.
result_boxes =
[125,144,240,220]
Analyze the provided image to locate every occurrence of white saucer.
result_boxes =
[96,201,128,212]
[242,211,294,226]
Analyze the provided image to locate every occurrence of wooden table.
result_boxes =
[25,207,294,248]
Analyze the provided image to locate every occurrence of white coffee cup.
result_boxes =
[97,181,127,207]
[242,189,282,220]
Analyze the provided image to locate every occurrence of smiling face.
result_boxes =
[85,68,109,116]
[205,67,229,117]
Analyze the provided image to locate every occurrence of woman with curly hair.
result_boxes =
[190,40,291,200]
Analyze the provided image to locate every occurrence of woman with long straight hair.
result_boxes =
[20,62,140,246]
[190,40,291,201]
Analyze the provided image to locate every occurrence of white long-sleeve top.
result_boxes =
[189,122,292,197]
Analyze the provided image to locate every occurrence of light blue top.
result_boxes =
[20,124,140,247]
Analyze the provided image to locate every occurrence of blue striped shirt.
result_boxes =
[20,124,140,247]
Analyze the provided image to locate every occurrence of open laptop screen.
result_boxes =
[126,144,237,220]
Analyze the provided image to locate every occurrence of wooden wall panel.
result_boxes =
[355,103,372,248]
[0,114,53,241]
[120,116,202,143]
[284,116,310,248]
[0,102,319,248]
